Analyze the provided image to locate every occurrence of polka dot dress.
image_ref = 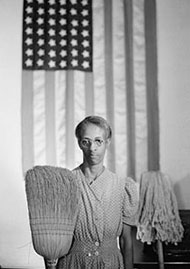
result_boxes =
[57,167,138,269]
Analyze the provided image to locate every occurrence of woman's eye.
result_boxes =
[95,139,103,146]
[81,140,88,145]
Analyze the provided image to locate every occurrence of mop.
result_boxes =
[136,171,184,269]
[25,165,80,269]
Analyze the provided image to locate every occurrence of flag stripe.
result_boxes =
[22,70,34,172]
[93,0,106,119]
[33,71,46,165]
[55,71,66,167]
[85,73,94,116]
[65,71,75,168]
[144,0,160,170]
[112,0,127,177]
[104,0,116,171]
[45,71,56,165]
[73,71,85,166]
[123,0,136,178]
[133,0,148,180]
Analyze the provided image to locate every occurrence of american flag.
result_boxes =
[22,0,159,180]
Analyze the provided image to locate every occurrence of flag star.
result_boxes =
[71,49,78,57]
[37,59,44,66]
[37,28,44,36]
[48,60,56,68]
[26,6,33,14]
[82,40,89,48]
[82,19,89,27]
[71,59,78,67]
[71,39,78,46]
[37,17,44,25]
[38,8,44,15]
[60,39,67,46]
[37,0,44,4]
[25,48,33,56]
[60,60,66,67]
[25,58,33,67]
[37,38,44,46]
[60,50,67,57]
[81,0,88,6]
[25,37,33,45]
[25,16,32,24]
[71,20,78,27]
[70,28,77,36]
[59,8,66,15]
[25,27,33,35]
[59,18,66,25]
[60,0,66,5]
[70,0,77,4]
[59,29,67,37]
[48,8,55,15]
[49,0,56,4]
[48,28,55,36]
[38,49,45,56]
[82,50,89,58]
[82,61,89,69]
[70,8,77,15]
[49,39,56,46]
[81,30,89,37]
[49,18,56,26]
[81,9,88,16]
[49,50,56,57]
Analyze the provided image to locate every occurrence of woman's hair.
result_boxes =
[75,116,112,141]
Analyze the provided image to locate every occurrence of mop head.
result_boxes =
[136,171,184,244]
[25,165,80,262]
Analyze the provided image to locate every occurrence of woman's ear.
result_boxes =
[106,138,111,147]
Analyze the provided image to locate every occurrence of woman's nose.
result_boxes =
[89,142,97,151]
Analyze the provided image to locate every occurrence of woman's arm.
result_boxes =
[119,223,133,269]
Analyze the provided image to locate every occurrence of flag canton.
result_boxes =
[22,0,93,71]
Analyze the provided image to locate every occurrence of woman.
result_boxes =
[57,116,139,269]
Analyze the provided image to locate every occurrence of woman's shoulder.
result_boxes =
[121,177,139,225]
[122,176,139,196]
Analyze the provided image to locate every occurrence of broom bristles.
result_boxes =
[25,165,80,260]
[25,166,80,220]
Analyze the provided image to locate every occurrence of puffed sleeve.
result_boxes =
[122,177,139,226]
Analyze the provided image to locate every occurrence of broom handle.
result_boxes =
[44,258,57,269]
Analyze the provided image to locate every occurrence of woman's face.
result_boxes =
[79,123,110,166]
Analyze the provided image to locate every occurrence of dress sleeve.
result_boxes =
[122,177,139,226]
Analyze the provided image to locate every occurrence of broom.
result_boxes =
[25,165,80,269]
